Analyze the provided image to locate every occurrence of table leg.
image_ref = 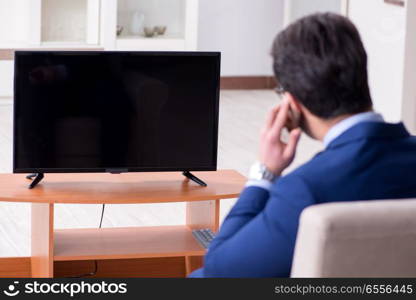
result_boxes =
[185,199,220,275]
[31,203,54,278]
[185,256,204,276]
[186,199,220,232]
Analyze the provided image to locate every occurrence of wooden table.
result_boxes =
[0,170,246,278]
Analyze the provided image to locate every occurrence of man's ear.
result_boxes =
[285,93,302,113]
[285,93,321,140]
[285,92,302,129]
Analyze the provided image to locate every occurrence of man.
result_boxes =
[190,12,416,278]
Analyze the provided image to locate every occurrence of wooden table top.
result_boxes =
[0,170,246,204]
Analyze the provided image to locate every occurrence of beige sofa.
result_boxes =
[291,199,416,277]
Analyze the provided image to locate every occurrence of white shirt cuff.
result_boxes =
[245,179,275,191]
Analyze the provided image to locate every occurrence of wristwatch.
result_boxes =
[249,162,278,182]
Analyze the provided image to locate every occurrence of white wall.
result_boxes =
[348,0,406,123]
[277,0,416,131]
[197,0,285,76]
[285,0,343,25]
[348,0,416,131]
[0,62,13,97]
[400,0,416,132]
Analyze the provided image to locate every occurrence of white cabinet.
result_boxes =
[103,0,198,51]
[0,0,33,47]
[0,0,198,50]
[0,0,101,48]
[0,0,199,97]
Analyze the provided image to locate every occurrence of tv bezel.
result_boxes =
[13,50,221,174]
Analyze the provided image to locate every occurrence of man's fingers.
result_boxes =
[264,105,281,130]
[271,100,290,135]
[284,128,302,158]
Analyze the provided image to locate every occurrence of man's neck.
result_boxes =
[321,111,385,147]
[308,110,375,142]
[317,114,354,141]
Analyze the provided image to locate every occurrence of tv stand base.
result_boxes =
[26,173,44,189]
[25,172,207,189]
[182,171,207,187]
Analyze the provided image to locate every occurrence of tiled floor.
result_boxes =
[0,91,322,256]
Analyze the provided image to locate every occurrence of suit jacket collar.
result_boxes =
[326,122,411,150]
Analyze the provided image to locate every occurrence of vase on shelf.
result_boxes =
[130,11,145,36]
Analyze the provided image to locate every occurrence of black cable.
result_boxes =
[68,204,105,278]
[99,204,105,228]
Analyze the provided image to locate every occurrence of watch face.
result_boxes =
[249,163,276,182]
[259,165,267,174]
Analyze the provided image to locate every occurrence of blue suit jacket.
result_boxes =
[191,122,416,277]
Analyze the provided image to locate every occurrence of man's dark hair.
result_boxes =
[272,13,373,119]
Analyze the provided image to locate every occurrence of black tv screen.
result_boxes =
[14,51,220,174]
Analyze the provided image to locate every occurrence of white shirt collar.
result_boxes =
[323,112,384,148]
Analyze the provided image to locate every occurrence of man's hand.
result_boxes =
[259,100,302,176]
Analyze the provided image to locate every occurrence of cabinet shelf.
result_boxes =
[54,225,205,261]
[117,33,184,40]
[116,34,186,51]
[39,42,103,49]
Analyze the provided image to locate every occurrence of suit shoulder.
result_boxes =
[284,151,329,178]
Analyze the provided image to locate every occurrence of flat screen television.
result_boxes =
[13,51,220,188]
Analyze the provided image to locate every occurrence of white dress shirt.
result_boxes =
[246,111,385,191]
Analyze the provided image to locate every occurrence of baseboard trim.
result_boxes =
[0,257,31,277]
[220,76,276,90]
